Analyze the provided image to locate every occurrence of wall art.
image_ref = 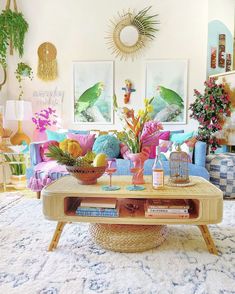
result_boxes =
[207,20,233,77]
[73,61,113,124]
[145,59,187,124]
[37,42,58,81]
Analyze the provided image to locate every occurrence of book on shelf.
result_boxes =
[145,212,189,219]
[146,199,190,209]
[76,205,119,217]
[79,198,117,209]
[146,208,188,214]
[76,210,119,217]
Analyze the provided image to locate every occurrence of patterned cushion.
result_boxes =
[206,153,235,199]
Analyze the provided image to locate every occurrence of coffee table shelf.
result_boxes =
[42,175,223,254]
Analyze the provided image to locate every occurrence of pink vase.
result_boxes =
[33,130,47,142]
[128,146,150,184]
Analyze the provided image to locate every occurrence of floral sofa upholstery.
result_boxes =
[26,131,209,197]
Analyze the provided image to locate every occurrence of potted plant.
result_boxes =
[0,6,28,68]
[4,153,27,189]
[189,77,231,153]
[15,62,33,100]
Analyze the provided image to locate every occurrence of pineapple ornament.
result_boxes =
[37,42,58,81]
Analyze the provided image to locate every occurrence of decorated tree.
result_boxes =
[189,77,231,153]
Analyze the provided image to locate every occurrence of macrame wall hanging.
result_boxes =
[37,42,58,81]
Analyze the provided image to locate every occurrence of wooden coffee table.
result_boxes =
[42,175,223,254]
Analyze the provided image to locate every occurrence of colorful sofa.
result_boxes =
[26,130,209,198]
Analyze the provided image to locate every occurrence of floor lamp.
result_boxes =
[5,100,32,145]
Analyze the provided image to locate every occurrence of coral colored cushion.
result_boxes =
[67,133,95,155]
[160,137,197,162]
[46,130,67,142]
[92,135,120,158]
[40,140,59,162]
[148,131,171,159]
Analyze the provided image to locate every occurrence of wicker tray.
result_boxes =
[89,223,168,253]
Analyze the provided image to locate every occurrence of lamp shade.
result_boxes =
[5,100,32,121]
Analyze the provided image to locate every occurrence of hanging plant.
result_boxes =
[0,7,28,67]
[15,62,33,100]
[189,77,231,153]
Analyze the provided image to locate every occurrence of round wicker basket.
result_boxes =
[89,224,168,253]
[66,166,106,185]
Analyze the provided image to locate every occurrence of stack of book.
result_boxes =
[76,198,119,217]
[145,199,191,219]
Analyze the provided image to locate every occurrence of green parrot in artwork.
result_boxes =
[75,82,104,115]
[157,86,184,109]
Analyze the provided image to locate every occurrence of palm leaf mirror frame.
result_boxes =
[106,6,159,60]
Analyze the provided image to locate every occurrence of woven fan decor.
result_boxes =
[37,42,57,81]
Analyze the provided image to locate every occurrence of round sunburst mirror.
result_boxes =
[106,7,159,60]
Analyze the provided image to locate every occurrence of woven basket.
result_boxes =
[89,224,168,253]
[66,166,106,185]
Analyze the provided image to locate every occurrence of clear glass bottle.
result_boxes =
[152,146,164,189]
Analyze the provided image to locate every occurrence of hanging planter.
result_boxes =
[0,0,28,67]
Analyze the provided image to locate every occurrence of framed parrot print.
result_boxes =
[73,61,114,124]
[145,59,188,124]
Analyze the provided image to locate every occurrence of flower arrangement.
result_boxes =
[114,96,163,153]
[189,77,231,152]
[32,107,58,132]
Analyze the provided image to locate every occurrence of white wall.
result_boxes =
[3,0,209,137]
[208,0,235,32]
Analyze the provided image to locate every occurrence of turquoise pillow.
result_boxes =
[170,131,194,144]
[68,129,89,135]
[92,135,120,158]
[46,130,67,142]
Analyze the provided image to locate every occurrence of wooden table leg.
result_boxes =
[48,222,66,251]
[198,225,218,255]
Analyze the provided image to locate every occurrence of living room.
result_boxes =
[0,0,235,293]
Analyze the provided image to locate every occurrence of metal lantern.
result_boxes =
[169,145,189,185]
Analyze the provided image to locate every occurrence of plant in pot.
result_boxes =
[189,77,231,153]
[0,1,29,130]
[15,62,33,100]
[114,96,163,184]
[0,3,28,68]
[4,153,27,189]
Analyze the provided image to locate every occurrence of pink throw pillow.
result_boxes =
[40,140,59,162]
[148,131,171,159]
[67,133,95,155]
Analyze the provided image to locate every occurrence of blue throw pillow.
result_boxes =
[46,130,67,142]
[92,135,120,158]
[68,129,90,135]
[170,131,194,144]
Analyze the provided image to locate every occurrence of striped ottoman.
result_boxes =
[206,153,235,199]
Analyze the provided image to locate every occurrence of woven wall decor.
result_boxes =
[37,42,57,81]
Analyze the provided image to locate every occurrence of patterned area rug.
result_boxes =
[0,192,235,294]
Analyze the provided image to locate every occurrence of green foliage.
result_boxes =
[0,9,28,68]
[4,154,26,175]
[189,78,231,153]
[46,145,92,167]
[15,62,33,99]
[132,6,159,40]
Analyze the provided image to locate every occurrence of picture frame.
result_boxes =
[73,61,114,124]
[145,59,188,124]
